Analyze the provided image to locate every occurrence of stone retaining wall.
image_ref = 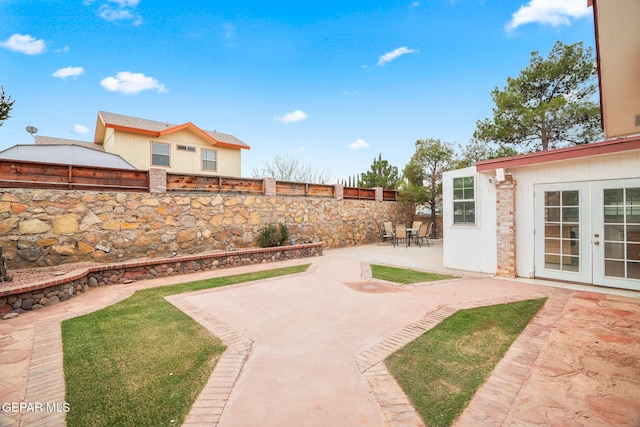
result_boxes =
[0,189,400,269]
[0,243,323,317]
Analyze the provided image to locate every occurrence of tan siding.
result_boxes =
[103,128,243,176]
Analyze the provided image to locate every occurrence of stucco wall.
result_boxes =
[0,189,398,269]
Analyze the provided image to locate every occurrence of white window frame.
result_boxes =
[453,176,476,225]
[151,141,171,167]
[202,149,217,171]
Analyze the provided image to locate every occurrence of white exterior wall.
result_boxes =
[509,150,640,279]
[442,166,497,274]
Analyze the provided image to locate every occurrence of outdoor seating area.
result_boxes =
[377,220,433,248]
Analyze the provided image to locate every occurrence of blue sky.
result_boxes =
[0,0,596,180]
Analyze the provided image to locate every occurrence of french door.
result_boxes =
[535,179,640,291]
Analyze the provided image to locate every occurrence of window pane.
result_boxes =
[604,206,624,223]
[605,242,624,259]
[562,256,579,272]
[562,191,579,206]
[463,187,474,199]
[453,189,464,200]
[152,154,170,166]
[463,176,474,187]
[545,191,560,206]
[627,225,640,243]
[627,206,640,224]
[545,238,560,254]
[604,225,625,241]
[562,207,579,222]
[545,224,560,238]
[628,262,640,279]
[453,178,463,189]
[605,260,625,278]
[153,142,170,155]
[604,189,624,206]
[627,243,640,261]
[625,188,640,205]
[545,207,560,222]
[545,254,561,270]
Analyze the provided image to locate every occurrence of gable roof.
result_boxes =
[35,135,105,152]
[476,134,640,172]
[94,111,250,150]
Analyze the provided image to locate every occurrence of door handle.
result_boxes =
[594,234,600,238]
[594,241,600,245]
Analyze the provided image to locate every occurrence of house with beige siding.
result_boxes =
[93,111,250,176]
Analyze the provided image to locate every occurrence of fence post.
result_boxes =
[149,168,167,193]
[374,187,383,202]
[334,183,344,200]
[264,177,276,196]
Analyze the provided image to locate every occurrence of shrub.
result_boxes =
[257,223,290,247]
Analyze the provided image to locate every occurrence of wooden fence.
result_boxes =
[0,159,149,192]
[0,160,397,200]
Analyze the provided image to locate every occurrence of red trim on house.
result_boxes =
[476,135,640,172]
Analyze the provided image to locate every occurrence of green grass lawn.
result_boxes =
[370,264,456,284]
[385,298,547,427]
[62,264,309,427]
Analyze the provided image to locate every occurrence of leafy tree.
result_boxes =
[400,138,454,235]
[0,86,15,127]
[359,153,400,190]
[252,154,334,184]
[474,41,602,152]
[453,139,520,169]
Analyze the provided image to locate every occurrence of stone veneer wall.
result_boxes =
[495,178,517,278]
[0,243,323,316]
[0,189,398,269]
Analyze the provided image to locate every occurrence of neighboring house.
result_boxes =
[442,135,640,292]
[93,111,250,176]
[2,137,135,169]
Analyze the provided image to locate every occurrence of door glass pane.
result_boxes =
[545,207,560,222]
[603,187,640,280]
[604,225,625,241]
[544,190,579,273]
[563,191,579,206]
[604,189,623,205]
[545,191,560,206]
[627,243,640,261]
[605,242,624,259]
[605,260,625,278]
[627,225,640,243]
[628,262,640,279]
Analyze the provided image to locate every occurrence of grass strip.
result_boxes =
[371,264,456,284]
[62,264,309,427]
[386,298,547,427]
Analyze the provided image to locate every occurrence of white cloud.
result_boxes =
[341,90,359,96]
[93,0,142,25]
[100,71,167,94]
[348,138,370,150]
[275,110,308,124]
[73,124,89,134]
[377,46,417,66]
[56,45,70,53]
[506,0,591,31]
[52,66,85,79]
[0,34,46,55]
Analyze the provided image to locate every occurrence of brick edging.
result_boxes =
[1,243,323,317]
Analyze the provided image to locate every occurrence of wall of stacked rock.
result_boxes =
[0,189,400,269]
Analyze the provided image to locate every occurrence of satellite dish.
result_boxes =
[26,126,38,138]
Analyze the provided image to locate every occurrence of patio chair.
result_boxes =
[412,220,422,230]
[383,221,394,237]
[377,222,394,245]
[415,222,429,247]
[394,224,407,247]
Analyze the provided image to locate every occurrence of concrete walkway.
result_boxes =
[1,243,639,426]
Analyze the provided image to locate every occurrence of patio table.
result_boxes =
[406,228,419,247]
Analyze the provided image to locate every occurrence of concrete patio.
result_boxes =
[1,241,639,426]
